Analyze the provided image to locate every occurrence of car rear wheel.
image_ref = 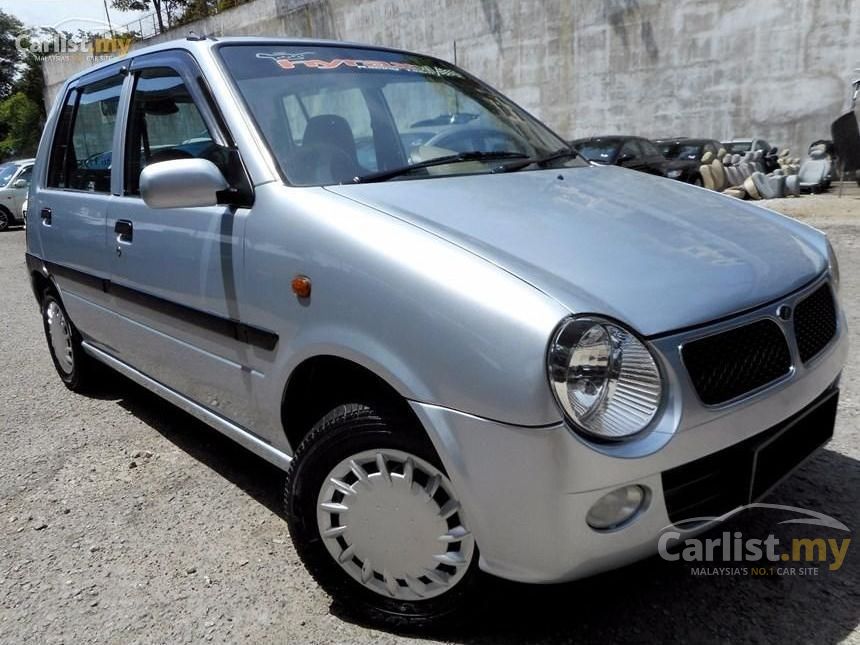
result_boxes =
[284,403,481,629]
[0,208,10,231]
[41,289,100,392]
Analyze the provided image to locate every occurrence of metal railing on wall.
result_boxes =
[117,1,247,40]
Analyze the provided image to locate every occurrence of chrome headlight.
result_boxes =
[547,316,663,440]
[826,238,840,291]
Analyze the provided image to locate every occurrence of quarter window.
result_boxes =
[48,75,123,192]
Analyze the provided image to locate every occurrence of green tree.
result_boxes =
[0,93,42,157]
[16,53,45,116]
[111,0,190,34]
[0,10,24,98]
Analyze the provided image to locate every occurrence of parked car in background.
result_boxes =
[0,158,34,230]
[655,138,722,185]
[27,37,846,629]
[570,136,668,176]
[723,137,784,172]
[722,137,771,155]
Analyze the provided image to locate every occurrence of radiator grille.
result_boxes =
[794,283,837,363]
[682,319,791,405]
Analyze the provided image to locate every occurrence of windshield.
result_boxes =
[0,163,18,187]
[572,140,620,163]
[660,143,702,160]
[218,44,581,185]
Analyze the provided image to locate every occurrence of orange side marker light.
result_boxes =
[291,275,312,298]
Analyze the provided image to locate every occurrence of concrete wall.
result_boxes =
[43,0,860,156]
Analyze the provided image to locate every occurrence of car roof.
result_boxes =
[571,136,635,143]
[657,138,715,145]
[62,36,432,86]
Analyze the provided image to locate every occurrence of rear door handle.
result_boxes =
[115,219,133,243]
[40,208,51,225]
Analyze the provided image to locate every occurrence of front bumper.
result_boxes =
[410,291,848,584]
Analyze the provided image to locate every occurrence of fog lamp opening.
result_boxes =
[586,485,649,531]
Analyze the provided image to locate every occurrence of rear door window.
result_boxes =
[47,75,124,192]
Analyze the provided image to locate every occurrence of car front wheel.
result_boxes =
[284,403,481,629]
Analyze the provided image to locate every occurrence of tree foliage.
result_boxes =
[0,11,47,160]
[111,0,192,33]
[0,10,25,98]
[0,93,42,157]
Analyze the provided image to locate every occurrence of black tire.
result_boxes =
[0,208,10,231]
[40,289,100,392]
[284,403,482,631]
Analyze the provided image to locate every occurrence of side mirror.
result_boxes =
[12,179,28,189]
[140,158,229,209]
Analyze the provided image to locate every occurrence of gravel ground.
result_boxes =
[1,186,859,644]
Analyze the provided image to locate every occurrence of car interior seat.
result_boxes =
[291,114,363,184]
[699,151,716,190]
[740,152,756,178]
[746,171,786,199]
[797,147,830,192]
[724,155,743,186]
[710,151,727,191]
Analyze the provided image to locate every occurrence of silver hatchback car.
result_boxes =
[26,37,846,627]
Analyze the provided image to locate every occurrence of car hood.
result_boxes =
[326,166,826,336]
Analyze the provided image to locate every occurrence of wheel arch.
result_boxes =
[28,267,57,305]
[281,354,427,454]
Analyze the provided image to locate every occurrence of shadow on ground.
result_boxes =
[98,375,859,644]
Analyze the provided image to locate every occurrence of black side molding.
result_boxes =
[25,253,278,352]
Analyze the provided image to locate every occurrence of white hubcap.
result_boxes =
[317,449,474,600]
[46,301,74,374]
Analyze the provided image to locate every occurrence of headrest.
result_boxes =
[733,154,742,164]
[753,150,762,160]
[809,148,827,160]
[779,148,790,157]
[717,148,727,158]
[303,114,358,164]
[701,151,714,164]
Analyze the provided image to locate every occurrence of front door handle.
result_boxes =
[115,219,133,243]
[40,207,52,225]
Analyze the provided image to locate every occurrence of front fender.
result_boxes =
[243,184,568,442]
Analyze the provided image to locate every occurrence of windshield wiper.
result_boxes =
[493,147,581,173]
[352,151,530,183]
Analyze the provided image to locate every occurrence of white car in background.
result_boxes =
[0,158,34,230]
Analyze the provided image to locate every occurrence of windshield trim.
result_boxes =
[213,41,572,187]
